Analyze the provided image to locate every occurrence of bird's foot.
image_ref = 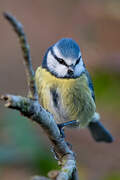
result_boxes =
[57,120,78,138]
[57,123,65,138]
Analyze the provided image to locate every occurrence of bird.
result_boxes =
[35,38,114,143]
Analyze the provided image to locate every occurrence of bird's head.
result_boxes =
[42,38,85,78]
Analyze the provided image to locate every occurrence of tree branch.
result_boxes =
[0,94,73,158]
[3,12,38,100]
[1,13,79,180]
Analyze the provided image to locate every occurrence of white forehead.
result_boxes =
[53,45,81,66]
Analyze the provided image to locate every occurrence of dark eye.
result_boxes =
[75,56,81,65]
[58,58,65,64]
[56,57,68,67]
[51,49,68,67]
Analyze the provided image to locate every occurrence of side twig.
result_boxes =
[3,12,38,100]
[1,13,79,180]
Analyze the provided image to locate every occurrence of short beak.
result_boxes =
[68,65,74,75]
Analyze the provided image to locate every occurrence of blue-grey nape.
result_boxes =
[55,38,80,59]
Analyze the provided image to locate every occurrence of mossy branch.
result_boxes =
[1,13,79,180]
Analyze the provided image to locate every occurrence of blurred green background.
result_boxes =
[0,0,120,180]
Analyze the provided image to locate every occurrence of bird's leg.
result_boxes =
[57,123,65,138]
[50,121,78,159]
[57,120,78,138]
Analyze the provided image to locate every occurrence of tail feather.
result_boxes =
[88,121,114,143]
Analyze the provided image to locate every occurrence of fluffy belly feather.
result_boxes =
[35,67,96,128]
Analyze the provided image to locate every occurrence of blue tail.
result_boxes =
[88,121,114,143]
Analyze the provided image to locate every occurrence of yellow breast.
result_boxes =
[35,66,96,127]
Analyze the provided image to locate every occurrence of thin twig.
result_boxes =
[3,12,38,100]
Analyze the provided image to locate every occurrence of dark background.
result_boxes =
[0,1,120,180]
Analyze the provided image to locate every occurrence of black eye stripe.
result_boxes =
[51,49,68,67]
[51,49,81,67]
[75,56,81,65]
[56,57,68,66]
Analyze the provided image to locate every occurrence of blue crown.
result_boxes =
[55,38,80,59]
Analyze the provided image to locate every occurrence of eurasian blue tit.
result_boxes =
[35,38,114,143]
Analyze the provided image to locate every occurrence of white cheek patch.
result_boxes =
[74,58,85,77]
[47,51,56,68]
[47,51,68,77]
[55,65,68,77]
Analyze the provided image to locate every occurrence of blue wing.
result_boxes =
[85,69,95,102]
